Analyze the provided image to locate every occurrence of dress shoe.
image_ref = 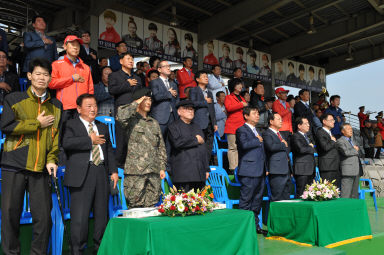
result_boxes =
[256,227,268,236]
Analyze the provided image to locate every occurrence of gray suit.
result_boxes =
[336,136,360,198]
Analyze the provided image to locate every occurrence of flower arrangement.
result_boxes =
[301,179,340,201]
[158,185,216,217]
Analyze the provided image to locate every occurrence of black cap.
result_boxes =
[264,97,275,103]
[378,111,383,116]
[176,99,195,109]
[376,115,382,119]
[359,106,365,109]
[132,88,152,101]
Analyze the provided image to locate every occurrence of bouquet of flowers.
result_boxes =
[158,185,216,217]
[301,179,340,201]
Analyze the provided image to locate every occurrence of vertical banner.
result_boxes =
[246,49,260,79]
[285,60,297,86]
[296,63,307,87]
[203,40,219,69]
[274,60,287,86]
[318,67,326,88]
[121,14,144,55]
[307,65,316,86]
[143,19,164,57]
[181,31,198,65]
[218,41,233,74]
[233,45,247,73]
[162,25,182,62]
[99,9,122,49]
[259,52,272,82]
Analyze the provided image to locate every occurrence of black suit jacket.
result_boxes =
[189,86,216,130]
[315,128,340,172]
[291,132,315,175]
[63,117,117,188]
[262,128,290,175]
[108,69,143,111]
[294,101,314,125]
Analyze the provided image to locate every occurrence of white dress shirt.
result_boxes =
[79,117,105,161]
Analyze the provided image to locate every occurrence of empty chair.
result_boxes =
[95,116,116,149]
[359,178,378,211]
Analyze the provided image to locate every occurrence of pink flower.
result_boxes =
[316,191,321,196]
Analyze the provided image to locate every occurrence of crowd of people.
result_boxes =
[0,15,382,254]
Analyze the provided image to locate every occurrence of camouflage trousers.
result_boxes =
[123,173,162,208]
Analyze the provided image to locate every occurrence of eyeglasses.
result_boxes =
[160,65,170,68]
[0,56,7,59]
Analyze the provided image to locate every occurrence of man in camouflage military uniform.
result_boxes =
[116,88,167,208]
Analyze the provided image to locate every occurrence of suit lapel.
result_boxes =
[76,117,90,137]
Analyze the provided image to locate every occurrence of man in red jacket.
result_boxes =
[49,35,94,162]
[272,87,292,147]
[176,57,197,99]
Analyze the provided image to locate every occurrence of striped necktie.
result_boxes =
[88,123,101,166]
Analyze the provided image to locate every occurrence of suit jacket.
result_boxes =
[262,128,290,175]
[79,46,99,84]
[291,132,315,176]
[315,128,340,172]
[149,78,179,125]
[23,31,58,72]
[108,69,143,110]
[63,117,117,188]
[168,119,210,183]
[336,136,359,176]
[189,86,217,130]
[0,71,20,104]
[236,124,265,177]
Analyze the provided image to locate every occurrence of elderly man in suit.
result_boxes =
[263,113,291,201]
[189,70,217,161]
[236,106,267,235]
[291,117,316,196]
[63,94,118,254]
[336,123,360,198]
[23,16,58,73]
[149,60,179,141]
[168,100,210,192]
[315,113,340,187]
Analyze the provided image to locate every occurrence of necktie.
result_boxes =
[304,133,310,144]
[253,127,259,137]
[277,132,283,142]
[164,79,170,89]
[348,138,354,147]
[88,123,101,166]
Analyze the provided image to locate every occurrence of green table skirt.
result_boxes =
[267,198,372,247]
[99,209,259,255]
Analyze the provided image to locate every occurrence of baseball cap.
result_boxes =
[64,35,83,45]
[275,87,289,94]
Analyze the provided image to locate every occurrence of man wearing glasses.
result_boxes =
[315,113,340,187]
[149,60,179,167]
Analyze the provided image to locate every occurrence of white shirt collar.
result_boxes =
[269,127,279,135]
[79,116,96,128]
[322,127,332,137]
[298,131,306,137]
[159,75,168,84]
[245,123,256,131]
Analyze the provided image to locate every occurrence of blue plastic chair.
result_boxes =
[214,131,228,144]
[359,178,378,211]
[161,171,173,194]
[216,148,228,169]
[207,166,239,209]
[109,168,127,218]
[0,105,3,114]
[95,116,116,149]
[19,78,28,91]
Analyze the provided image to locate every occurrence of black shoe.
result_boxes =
[256,227,268,236]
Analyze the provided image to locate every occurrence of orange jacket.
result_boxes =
[272,99,292,133]
[49,55,94,110]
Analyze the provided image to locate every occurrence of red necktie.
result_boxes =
[277,132,283,142]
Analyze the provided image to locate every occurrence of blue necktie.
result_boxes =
[304,134,310,144]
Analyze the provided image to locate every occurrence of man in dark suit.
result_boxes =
[23,16,58,73]
[263,113,291,201]
[189,70,217,160]
[291,117,316,196]
[63,94,118,254]
[168,100,210,192]
[108,52,142,168]
[315,113,340,187]
[236,107,267,235]
[149,60,179,141]
[79,31,99,84]
[294,89,316,135]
